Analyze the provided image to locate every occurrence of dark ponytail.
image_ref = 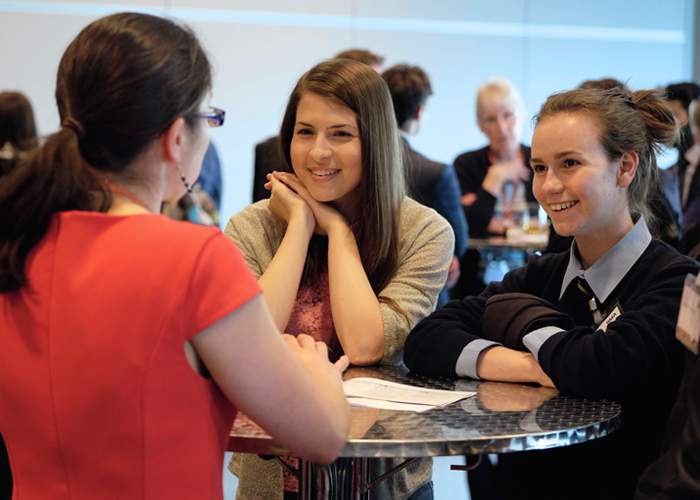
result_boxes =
[0,129,109,290]
[0,12,211,292]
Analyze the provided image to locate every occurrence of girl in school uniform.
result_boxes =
[404,86,700,500]
[226,59,453,500]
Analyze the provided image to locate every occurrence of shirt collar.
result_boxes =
[559,217,652,302]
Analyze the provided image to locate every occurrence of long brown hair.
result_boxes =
[535,87,678,231]
[0,13,211,292]
[279,58,405,296]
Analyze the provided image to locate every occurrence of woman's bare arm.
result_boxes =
[191,295,350,464]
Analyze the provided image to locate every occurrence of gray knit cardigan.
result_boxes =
[224,197,454,500]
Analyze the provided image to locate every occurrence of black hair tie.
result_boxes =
[62,117,86,137]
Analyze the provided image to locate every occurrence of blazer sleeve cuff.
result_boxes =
[522,326,565,361]
[456,339,501,379]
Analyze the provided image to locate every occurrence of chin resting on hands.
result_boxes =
[270,171,350,236]
[265,173,315,232]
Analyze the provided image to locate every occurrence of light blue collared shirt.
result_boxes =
[557,217,652,303]
[522,217,652,360]
[456,217,653,378]
[455,338,502,379]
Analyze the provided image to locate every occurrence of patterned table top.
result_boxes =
[228,365,622,458]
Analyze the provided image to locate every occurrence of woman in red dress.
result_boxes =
[0,12,349,500]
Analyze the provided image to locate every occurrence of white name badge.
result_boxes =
[676,274,700,355]
[598,305,623,333]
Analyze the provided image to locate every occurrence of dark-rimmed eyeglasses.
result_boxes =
[194,106,225,127]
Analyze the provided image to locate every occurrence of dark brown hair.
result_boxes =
[578,77,628,92]
[0,12,211,292]
[279,58,405,298]
[535,87,678,229]
[0,91,38,152]
[665,82,700,154]
[334,48,384,68]
[665,82,700,112]
[381,64,433,128]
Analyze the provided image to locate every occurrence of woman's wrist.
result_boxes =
[325,219,352,240]
[288,211,315,238]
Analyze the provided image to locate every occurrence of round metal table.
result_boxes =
[228,366,622,499]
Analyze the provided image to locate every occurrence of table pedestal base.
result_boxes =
[291,457,419,499]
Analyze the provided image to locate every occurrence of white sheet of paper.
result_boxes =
[346,397,434,413]
[343,377,475,407]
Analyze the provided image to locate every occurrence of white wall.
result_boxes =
[0,0,694,224]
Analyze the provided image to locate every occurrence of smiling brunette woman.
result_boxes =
[404,87,700,500]
[226,58,453,500]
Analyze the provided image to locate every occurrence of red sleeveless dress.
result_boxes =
[0,211,259,499]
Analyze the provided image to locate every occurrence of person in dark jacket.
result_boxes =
[665,82,700,161]
[382,63,468,305]
[676,99,700,257]
[451,78,535,297]
[636,335,700,499]
[663,82,700,233]
[404,86,700,500]
[453,78,535,238]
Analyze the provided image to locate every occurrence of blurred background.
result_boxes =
[1,0,696,227]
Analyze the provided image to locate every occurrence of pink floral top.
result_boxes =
[285,269,340,358]
[282,269,338,492]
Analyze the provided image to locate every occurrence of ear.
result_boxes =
[413,106,424,121]
[617,151,639,188]
[159,117,187,166]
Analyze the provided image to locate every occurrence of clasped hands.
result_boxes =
[265,171,349,237]
[482,159,530,198]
